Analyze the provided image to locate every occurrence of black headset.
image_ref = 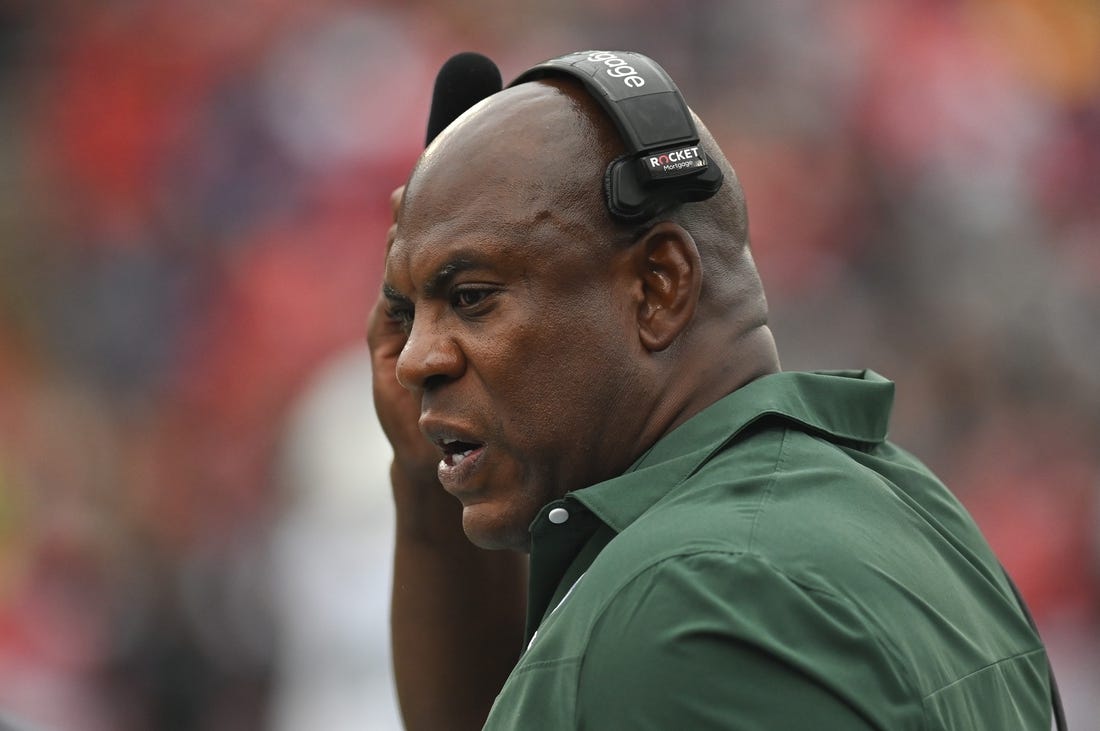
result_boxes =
[510,50,723,223]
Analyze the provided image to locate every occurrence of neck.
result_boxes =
[637,323,781,454]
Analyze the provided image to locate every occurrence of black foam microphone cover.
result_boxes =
[425,52,502,146]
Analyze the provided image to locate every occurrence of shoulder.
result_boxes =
[575,550,914,729]
[573,423,1050,729]
[600,423,911,571]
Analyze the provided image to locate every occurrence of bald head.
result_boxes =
[402,80,622,261]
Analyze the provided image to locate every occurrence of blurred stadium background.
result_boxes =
[0,1,1096,729]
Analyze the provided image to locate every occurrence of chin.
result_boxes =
[461,504,534,553]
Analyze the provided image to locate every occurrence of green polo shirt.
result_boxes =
[482,370,1051,730]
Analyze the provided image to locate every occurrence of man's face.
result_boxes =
[383,167,643,551]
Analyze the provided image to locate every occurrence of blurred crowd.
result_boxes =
[0,0,1096,728]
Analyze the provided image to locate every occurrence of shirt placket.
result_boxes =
[524,498,604,645]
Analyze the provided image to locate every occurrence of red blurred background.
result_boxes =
[0,1,1096,728]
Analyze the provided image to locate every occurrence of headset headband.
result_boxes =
[510,50,723,222]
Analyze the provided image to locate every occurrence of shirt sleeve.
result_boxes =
[574,551,918,730]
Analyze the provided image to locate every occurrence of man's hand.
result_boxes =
[367,186,441,494]
[372,184,527,731]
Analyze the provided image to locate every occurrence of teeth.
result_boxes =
[453,448,476,464]
[439,438,478,468]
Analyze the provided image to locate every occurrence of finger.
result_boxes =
[390,185,406,221]
[385,221,398,255]
[383,185,406,261]
[367,294,410,354]
[366,295,395,348]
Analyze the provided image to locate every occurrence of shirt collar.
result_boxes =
[570,369,894,533]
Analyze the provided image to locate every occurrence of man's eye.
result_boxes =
[453,288,492,310]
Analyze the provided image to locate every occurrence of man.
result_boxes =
[368,58,1054,729]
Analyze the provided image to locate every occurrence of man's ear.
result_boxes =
[629,221,701,352]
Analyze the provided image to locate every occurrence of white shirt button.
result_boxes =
[548,507,570,524]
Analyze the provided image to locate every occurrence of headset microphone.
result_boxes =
[425,52,503,146]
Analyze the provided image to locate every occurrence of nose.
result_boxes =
[395,314,465,392]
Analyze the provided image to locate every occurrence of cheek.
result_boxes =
[502,331,601,403]
[497,332,629,451]
[474,283,636,442]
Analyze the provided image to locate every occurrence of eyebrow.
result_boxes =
[381,282,410,305]
[383,256,489,303]
[426,257,487,298]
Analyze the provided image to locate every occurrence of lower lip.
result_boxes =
[437,446,486,494]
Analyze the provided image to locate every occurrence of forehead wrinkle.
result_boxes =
[528,205,598,239]
[387,227,528,296]
[393,202,605,297]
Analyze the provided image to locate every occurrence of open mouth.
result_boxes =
[440,438,484,467]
